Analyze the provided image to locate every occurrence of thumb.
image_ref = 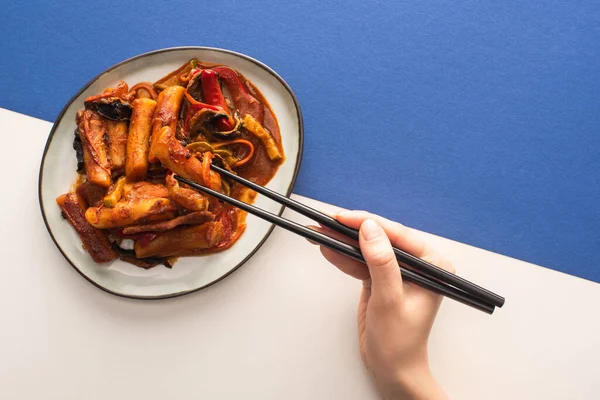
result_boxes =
[359,219,403,300]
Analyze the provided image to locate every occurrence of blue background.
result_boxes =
[2,1,599,282]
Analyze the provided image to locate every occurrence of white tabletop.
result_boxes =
[1,108,599,399]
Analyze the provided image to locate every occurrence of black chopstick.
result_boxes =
[174,175,495,314]
[210,164,505,308]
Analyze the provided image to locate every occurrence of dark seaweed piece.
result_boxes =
[110,243,171,269]
[73,128,84,172]
[186,72,204,102]
[209,117,242,140]
[188,108,241,141]
[85,98,132,121]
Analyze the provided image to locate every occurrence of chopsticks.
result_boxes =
[209,165,505,308]
[174,171,503,314]
[211,165,504,307]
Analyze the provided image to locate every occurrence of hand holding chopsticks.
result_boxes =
[175,166,505,314]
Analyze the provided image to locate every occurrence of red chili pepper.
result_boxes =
[188,68,202,81]
[213,67,262,120]
[183,91,222,131]
[201,69,232,131]
[213,68,250,96]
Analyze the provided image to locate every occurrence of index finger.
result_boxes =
[335,211,427,258]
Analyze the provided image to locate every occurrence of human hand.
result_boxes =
[316,211,452,400]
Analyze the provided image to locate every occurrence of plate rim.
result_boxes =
[38,46,304,300]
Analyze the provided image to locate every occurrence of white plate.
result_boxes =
[38,47,303,299]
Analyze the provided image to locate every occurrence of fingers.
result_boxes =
[421,250,456,275]
[319,247,371,280]
[309,225,370,280]
[336,211,455,275]
[307,225,358,247]
[336,211,428,259]
[310,210,454,293]
[359,219,403,300]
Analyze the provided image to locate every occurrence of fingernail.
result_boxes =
[361,219,383,241]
